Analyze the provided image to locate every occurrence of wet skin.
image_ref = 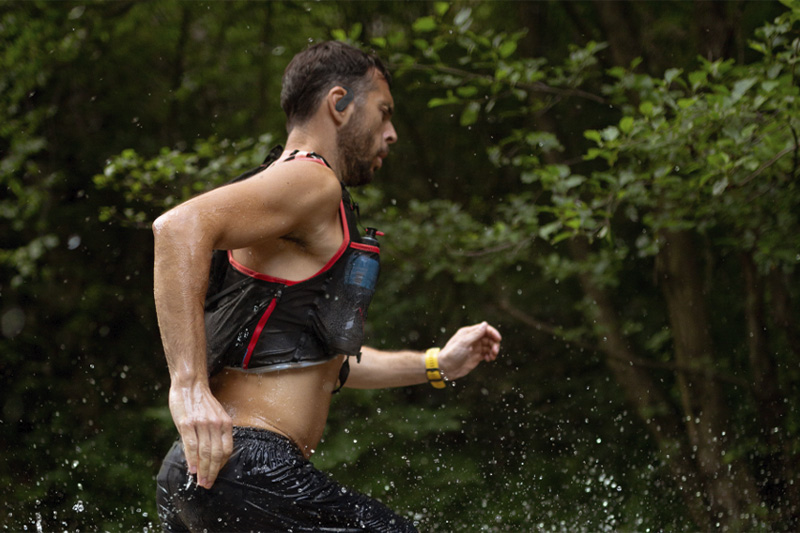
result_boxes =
[210,360,344,457]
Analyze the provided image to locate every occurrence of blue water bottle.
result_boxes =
[322,227,382,355]
[345,228,381,293]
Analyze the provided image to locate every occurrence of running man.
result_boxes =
[154,41,501,532]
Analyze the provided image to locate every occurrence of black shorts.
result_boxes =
[156,426,418,532]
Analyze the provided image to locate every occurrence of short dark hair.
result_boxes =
[281,41,391,130]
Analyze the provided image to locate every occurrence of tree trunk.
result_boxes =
[656,230,761,528]
[594,1,642,68]
[741,253,783,427]
[693,0,736,61]
[166,5,191,145]
[257,3,274,122]
[768,268,800,359]
[568,238,711,527]
[742,254,799,529]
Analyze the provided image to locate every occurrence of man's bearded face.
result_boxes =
[336,110,378,187]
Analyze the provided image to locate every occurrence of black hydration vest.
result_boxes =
[203,147,380,390]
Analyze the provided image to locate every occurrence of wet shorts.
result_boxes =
[156,426,418,532]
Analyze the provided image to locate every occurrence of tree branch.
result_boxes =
[495,297,751,389]
[735,143,797,189]
[448,235,535,258]
[397,63,606,104]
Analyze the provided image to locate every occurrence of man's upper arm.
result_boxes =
[160,161,341,251]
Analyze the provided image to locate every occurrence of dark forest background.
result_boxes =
[2,1,799,531]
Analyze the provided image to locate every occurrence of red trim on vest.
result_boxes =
[349,242,380,254]
[227,201,350,286]
[242,297,278,368]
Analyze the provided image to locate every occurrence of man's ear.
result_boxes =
[328,85,353,124]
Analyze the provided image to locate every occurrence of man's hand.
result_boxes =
[438,321,502,381]
[168,382,233,489]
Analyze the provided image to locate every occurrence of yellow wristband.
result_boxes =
[424,348,446,389]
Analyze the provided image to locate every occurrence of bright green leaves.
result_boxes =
[331,23,363,43]
[638,101,656,117]
[731,77,758,102]
[688,70,708,91]
[402,2,800,274]
[498,39,517,59]
[459,101,481,126]
[0,234,59,288]
[427,92,460,108]
[388,6,539,130]
[433,2,450,17]
[94,135,272,226]
[412,16,437,33]
[619,116,635,134]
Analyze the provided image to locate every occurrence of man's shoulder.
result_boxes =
[268,159,342,208]
[227,157,342,209]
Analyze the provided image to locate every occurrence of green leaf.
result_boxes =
[428,94,459,108]
[552,231,574,244]
[731,77,757,102]
[607,66,626,79]
[584,147,606,161]
[413,16,437,33]
[712,177,729,196]
[498,40,517,59]
[413,38,429,51]
[601,126,620,142]
[761,80,780,92]
[619,116,634,134]
[561,175,585,190]
[348,23,363,41]
[539,221,561,240]
[748,40,767,54]
[639,101,655,116]
[456,86,479,98]
[584,130,602,144]
[706,152,730,168]
[460,101,480,126]
[688,70,708,90]
[434,2,449,16]
[664,68,683,84]
[454,7,472,28]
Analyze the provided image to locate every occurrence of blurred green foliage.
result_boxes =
[2,1,798,531]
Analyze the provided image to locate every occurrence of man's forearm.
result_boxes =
[153,211,235,490]
[343,346,428,389]
[153,211,213,384]
[344,322,501,390]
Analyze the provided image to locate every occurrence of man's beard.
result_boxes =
[336,116,376,187]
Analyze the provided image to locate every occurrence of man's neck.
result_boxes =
[284,124,341,180]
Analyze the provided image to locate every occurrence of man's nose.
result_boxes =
[384,122,398,145]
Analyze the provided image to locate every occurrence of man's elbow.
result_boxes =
[152,212,169,239]
[152,210,178,248]
[152,207,198,250]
